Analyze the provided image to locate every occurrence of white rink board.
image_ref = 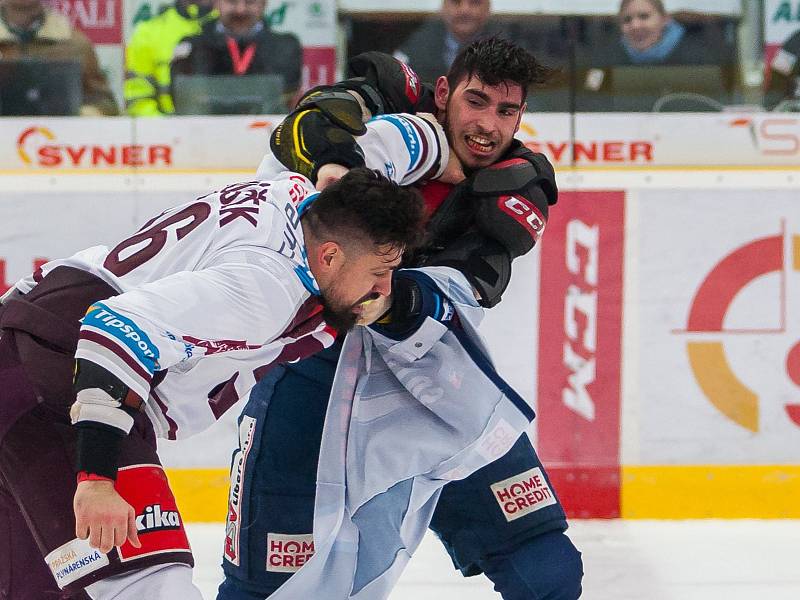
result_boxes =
[633,190,800,464]
[3,169,800,471]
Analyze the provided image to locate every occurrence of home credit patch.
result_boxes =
[266,533,315,573]
[490,467,557,522]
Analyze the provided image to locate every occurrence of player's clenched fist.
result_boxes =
[74,480,141,554]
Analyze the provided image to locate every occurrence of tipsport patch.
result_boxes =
[45,537,109,589]
[266,533,315,573]
[490,467,557,522]
[115,464,191,562]
[82,303,160,371]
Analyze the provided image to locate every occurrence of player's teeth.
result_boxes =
[467,135,492,147]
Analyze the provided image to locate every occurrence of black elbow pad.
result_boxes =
[425,232,512,309]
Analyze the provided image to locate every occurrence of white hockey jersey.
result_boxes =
[11,115,448,440]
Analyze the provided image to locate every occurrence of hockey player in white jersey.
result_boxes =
[0,168,425,600]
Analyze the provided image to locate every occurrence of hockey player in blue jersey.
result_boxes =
[218,38,583,600]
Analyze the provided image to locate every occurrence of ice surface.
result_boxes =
[187,519,800,599]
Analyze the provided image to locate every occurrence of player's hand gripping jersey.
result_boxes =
[10,173,329,441]
[258,112,449,186]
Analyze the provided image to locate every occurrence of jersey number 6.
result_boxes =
[104,203,211,277]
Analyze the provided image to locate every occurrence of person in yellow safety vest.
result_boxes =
[124,0,216,116]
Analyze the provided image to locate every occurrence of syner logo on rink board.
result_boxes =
[676,223,800,433]
[16,126,172,168]
[517,122,655,165]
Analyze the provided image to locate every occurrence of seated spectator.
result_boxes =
[125,0,216,116]
[393,0,504,85]
[568,0,738,112]
[0,0,118,115]
[171,0,301,111]
[610,0,705,65]
[765,30,800,111]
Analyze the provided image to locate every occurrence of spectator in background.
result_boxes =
[0,0,118,115]
[171,0,301,109]
[124,0,216,116]
[765,30,800,111]
[611,0,704,65]
[569,0,737,112]
[393,0,503,85]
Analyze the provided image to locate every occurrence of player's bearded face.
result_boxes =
[319,246,400,331]
[321,289,375,331]
[443,76,525,171]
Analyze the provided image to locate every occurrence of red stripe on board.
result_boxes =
[547,466,621,519]
[536,190,625,518]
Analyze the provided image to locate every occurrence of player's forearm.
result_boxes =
[71,358,142,479]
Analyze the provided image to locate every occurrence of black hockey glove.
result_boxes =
[269,51,437,183]
[422,144,558,307]
[371,270,453,340]
[346,52,436,115]
[269,106,366,183]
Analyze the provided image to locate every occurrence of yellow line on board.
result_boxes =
[166,468,230,523]
[167,465,800,522]
[622,465,800,519]
[557,164,800,172]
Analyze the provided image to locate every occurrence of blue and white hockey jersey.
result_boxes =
[270,267,536,600]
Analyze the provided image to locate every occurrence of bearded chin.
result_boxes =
[321,300,358,333]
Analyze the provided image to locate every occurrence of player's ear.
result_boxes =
[434,76,449,112]
[318,241,344,271]
[514,103,526,132]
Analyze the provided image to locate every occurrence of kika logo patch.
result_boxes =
[490,467,557,522]
[136,504,181,532]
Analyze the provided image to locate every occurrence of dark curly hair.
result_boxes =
[447,37,553,102]
[303,167,424,256]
